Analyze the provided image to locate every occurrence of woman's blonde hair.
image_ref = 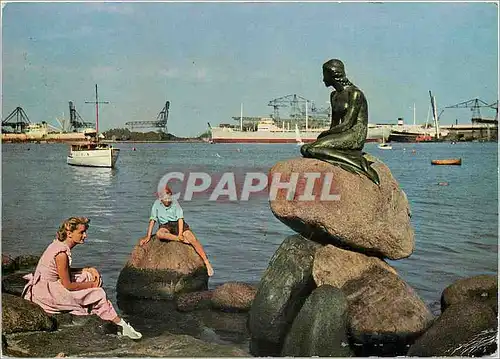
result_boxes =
[56,217,90,241]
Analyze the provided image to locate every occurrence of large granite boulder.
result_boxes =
[441,274,498,314]
[116,236,209,300]
[2,293,55,334]
[269,157,414,259]
[248,234,321,356]
[343,266,434,356]
[281,285,353,357]
[211,282,257,312]
[408,300,498,356]
[313,244,397,288]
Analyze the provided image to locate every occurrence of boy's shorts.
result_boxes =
[159,221,190,236]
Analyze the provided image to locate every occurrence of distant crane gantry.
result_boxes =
[69,101,94,131]
[2,107,31,133]
[2,102,93,134]
[445,98,499,122]
[125,101,170,133]
[267,94,330,121]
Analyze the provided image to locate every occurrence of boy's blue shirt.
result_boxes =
[149,199,184,224]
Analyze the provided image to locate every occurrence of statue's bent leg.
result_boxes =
[300,134,380,185]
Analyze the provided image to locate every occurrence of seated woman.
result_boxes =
[139,186,214,277]
[22,217,142,340]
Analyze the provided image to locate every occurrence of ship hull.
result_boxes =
[212,137,379,144]
[211,126,388,144]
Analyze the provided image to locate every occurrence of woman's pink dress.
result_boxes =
[22,240,118,321]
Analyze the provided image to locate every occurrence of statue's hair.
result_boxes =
[323,59,352,87]
[56,217,90,241]
[323,59,345,74]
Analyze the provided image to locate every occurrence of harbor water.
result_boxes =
[2,141,498,322]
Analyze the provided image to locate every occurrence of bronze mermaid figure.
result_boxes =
[300,59,380,185]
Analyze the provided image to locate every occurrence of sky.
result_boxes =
[2,1,498,137]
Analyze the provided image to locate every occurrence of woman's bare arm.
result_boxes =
[55,253,98,291]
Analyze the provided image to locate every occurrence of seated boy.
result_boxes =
[139,186,214,276]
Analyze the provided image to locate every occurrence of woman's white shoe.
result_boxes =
[121,321,142,340]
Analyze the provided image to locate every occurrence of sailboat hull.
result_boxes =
[67,148,120,168]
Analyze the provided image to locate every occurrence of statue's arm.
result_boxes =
[318,90,362,137]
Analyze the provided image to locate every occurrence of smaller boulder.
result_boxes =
[14,254,40,270]
[116,237,209,300]
[343,266,434,356]
[282,285,353,357]
[2,270,32,296]
[2,293,55,334]
[408,301,498,356]
[211,282,257,312]
[176,290,213,312]
[248,234,321,357]
[313,244,397,289]
[441,275,498,314]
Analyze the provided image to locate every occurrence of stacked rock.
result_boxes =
[116,239,209,300]
[248,157,434,356]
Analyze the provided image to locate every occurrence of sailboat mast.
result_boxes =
[413,103,416,126]
[305,100,308,131]
[240,103,243,132]
[85,84,109,141]
[95,84,99,135]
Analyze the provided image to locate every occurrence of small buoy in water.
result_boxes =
[438,182,449,186]
[236,148,241,152]
[403,148,406,151]
[412,149,417,154]
[132,147,136,151]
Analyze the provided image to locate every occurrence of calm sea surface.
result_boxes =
[2,141,498,315]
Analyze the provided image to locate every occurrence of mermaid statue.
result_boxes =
[300,59,380,185]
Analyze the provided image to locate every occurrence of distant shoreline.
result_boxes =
[2,139,208,144]
[102,139,207,144]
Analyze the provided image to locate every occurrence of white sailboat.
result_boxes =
[377,134,392,150]
[67,85,120,168]
[295,124,304,146]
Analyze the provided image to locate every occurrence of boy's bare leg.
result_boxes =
[182,230,214,276]
[156,228,179,241]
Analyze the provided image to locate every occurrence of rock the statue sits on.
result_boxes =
[301,59,379,185]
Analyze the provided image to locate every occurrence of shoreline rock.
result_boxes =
[281,285,353,357]
[248,234,321,356]
[116,237,209,300]
[211,282,257,312]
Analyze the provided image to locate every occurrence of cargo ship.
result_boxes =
[209,117,391,144]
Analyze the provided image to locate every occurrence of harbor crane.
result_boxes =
[69,101,94,132]
[125,101,170,133]
[267,94,331,131]
[445,98,498,122]
[2,107,31,133]
[268,94,309,120]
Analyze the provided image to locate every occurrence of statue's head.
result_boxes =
[322,59,347,87]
